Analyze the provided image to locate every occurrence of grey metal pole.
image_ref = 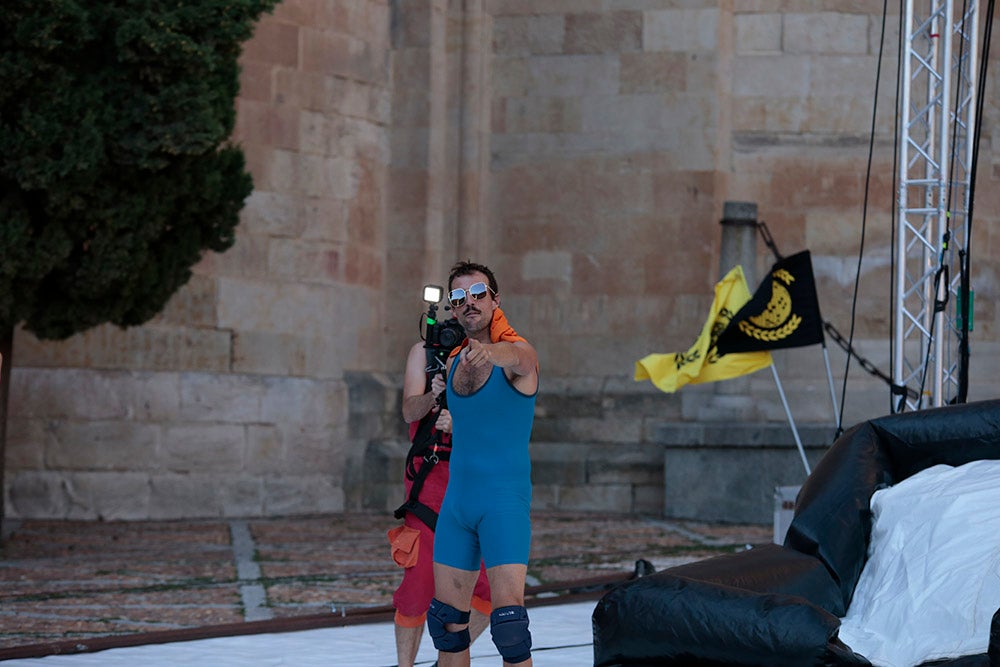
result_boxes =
[771,365,811,476]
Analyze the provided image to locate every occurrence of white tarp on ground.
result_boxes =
[3,600,597,667]
[837,459,1000,667]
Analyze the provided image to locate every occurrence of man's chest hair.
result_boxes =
[452,360,492,396]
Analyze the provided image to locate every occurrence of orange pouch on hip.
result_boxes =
[387,525,420,568]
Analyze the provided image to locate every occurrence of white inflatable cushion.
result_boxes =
[837,459,1000,667]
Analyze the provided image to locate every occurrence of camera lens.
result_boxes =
[439,326,461,348]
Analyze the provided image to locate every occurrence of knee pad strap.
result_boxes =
[427,598,471,653]
[490,605,532,664]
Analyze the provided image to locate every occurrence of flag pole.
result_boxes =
[770,364,811,476]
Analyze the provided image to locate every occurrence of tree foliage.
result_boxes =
[0,0,277,339]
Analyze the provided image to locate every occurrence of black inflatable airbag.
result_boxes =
[593,399,1000,666]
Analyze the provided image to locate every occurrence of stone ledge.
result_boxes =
[648,420,837,448]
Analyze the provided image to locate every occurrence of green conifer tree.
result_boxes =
[0,0,278,532]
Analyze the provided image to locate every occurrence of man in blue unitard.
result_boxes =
[427,260,538,667]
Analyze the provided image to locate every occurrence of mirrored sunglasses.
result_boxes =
[448,282,494,308]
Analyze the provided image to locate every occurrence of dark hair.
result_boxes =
[448,260,499,295]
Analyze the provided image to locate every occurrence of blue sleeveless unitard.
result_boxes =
[434,365,536,570]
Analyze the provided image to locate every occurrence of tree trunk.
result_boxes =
[0,326,12,543]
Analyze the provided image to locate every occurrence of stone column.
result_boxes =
[456,0,492,261]
[718,201,758,285]
[697,201,759,420]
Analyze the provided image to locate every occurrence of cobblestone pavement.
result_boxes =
[0,512,771,654]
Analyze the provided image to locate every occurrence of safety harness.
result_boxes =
[393,344,452,531]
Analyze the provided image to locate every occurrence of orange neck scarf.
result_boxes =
[449,307,526,358]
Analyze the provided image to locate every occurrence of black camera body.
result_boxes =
[424,306,465,351]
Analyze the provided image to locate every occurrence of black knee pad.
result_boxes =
[490,605,532,664]
[427,598,471,653]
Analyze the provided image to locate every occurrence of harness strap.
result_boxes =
[394,424,447,530]
[393,498,440,531]
[393,444,449,530]
[394,346,452,531]
[405,415,450,481]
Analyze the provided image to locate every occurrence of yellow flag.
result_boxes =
[635,265,773,393]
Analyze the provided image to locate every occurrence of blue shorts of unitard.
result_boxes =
[434,490,531,570]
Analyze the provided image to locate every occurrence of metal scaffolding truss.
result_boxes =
[894,0,980,411]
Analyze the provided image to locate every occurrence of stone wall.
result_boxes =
[6,1,1000,521]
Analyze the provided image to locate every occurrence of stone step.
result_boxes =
[360,421,833,522]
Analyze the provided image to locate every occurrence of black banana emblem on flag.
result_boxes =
[716,250,824,354]
[737,268,801,342]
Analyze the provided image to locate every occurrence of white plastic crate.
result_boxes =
[773,485,800,544]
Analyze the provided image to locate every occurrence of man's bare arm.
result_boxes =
[461,339,537,378]
[401,341,444,423]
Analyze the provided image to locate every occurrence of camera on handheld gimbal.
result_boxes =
[420,285,465,380]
